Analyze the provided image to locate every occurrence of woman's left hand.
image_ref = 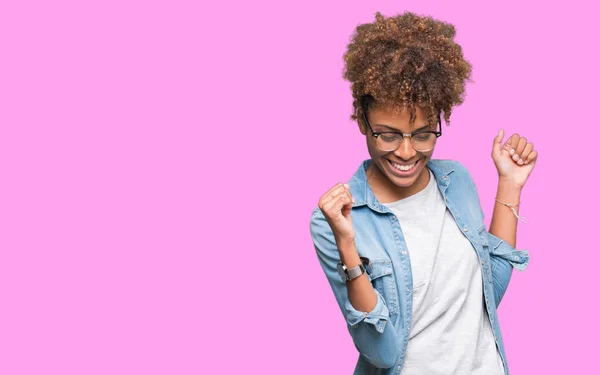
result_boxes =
[492,129,538,188]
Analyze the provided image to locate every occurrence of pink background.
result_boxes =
[0,0,597,374]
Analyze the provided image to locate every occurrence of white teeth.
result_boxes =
[391,161,416,171]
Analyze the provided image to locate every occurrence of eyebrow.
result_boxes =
[374,124,432,132]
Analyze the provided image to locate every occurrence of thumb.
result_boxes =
[492,129,504,157]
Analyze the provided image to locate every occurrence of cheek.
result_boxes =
[365,139,382,157]
[421,148,435,159]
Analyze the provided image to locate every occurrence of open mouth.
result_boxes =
[387,158,420,176]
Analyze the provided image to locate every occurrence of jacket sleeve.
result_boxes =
[309,209,400,369]
[485,231,529,307]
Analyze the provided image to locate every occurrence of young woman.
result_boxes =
[309,12,537,375]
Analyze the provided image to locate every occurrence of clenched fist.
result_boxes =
[492,129,538,188]
[318,183,356,246]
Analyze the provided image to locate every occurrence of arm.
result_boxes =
[486,179,529,306]
[490,179,522,248]
[486,130,538,306]
[463,165,529,306]
[339,239,378,314]
[310,210,400,369]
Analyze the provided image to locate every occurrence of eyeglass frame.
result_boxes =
[359,98,443,153]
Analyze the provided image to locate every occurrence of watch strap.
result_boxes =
[337,257,371,282]
[346,263,365,280]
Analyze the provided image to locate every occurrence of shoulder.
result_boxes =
[309,207,333,242]
[429,159,473,178]
[309,209,341,259]
[310,206,325,226]
[429,159,479,193]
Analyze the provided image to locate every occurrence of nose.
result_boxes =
[393,136,417,160]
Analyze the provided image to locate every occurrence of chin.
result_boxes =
[379,156,428,188]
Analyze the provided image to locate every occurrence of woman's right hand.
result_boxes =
[318,183,355,246]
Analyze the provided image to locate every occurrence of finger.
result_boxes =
[524,149,538,165]
[512,137,527,162]
[324,192,353,212]
[508,133,520,154]
[519,143,534,164]
[341,195,354,217]
[329,185,351,201]
[324,183,346,196]
[502,133,515,151]
[492,129,504,156]
[515,137,527,155]
[321,186,355,215]
[319,184,349,208]
[322,193,353,217]
[337,190,354,207]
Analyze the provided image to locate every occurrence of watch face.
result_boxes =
[347,264,365,280]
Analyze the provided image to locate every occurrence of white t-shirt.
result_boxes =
[383,170,504,375]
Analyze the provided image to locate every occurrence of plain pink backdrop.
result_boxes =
[1,0,598,374]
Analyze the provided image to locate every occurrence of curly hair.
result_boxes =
[344,12,472,127]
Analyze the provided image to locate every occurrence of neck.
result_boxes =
[366,162,431,203]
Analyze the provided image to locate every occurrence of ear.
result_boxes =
[355,107,368,135]
[358,119,367,135]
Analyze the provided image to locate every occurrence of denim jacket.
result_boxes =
[309,159,529,375]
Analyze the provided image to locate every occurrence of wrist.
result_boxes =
[335,238,360,264]
[495,179,523,207]
[498,176,524,192]
[335,234,355,249]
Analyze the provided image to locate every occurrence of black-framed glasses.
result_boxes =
[361,102,442,153]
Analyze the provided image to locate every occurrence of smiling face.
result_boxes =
[359,104,440,202]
